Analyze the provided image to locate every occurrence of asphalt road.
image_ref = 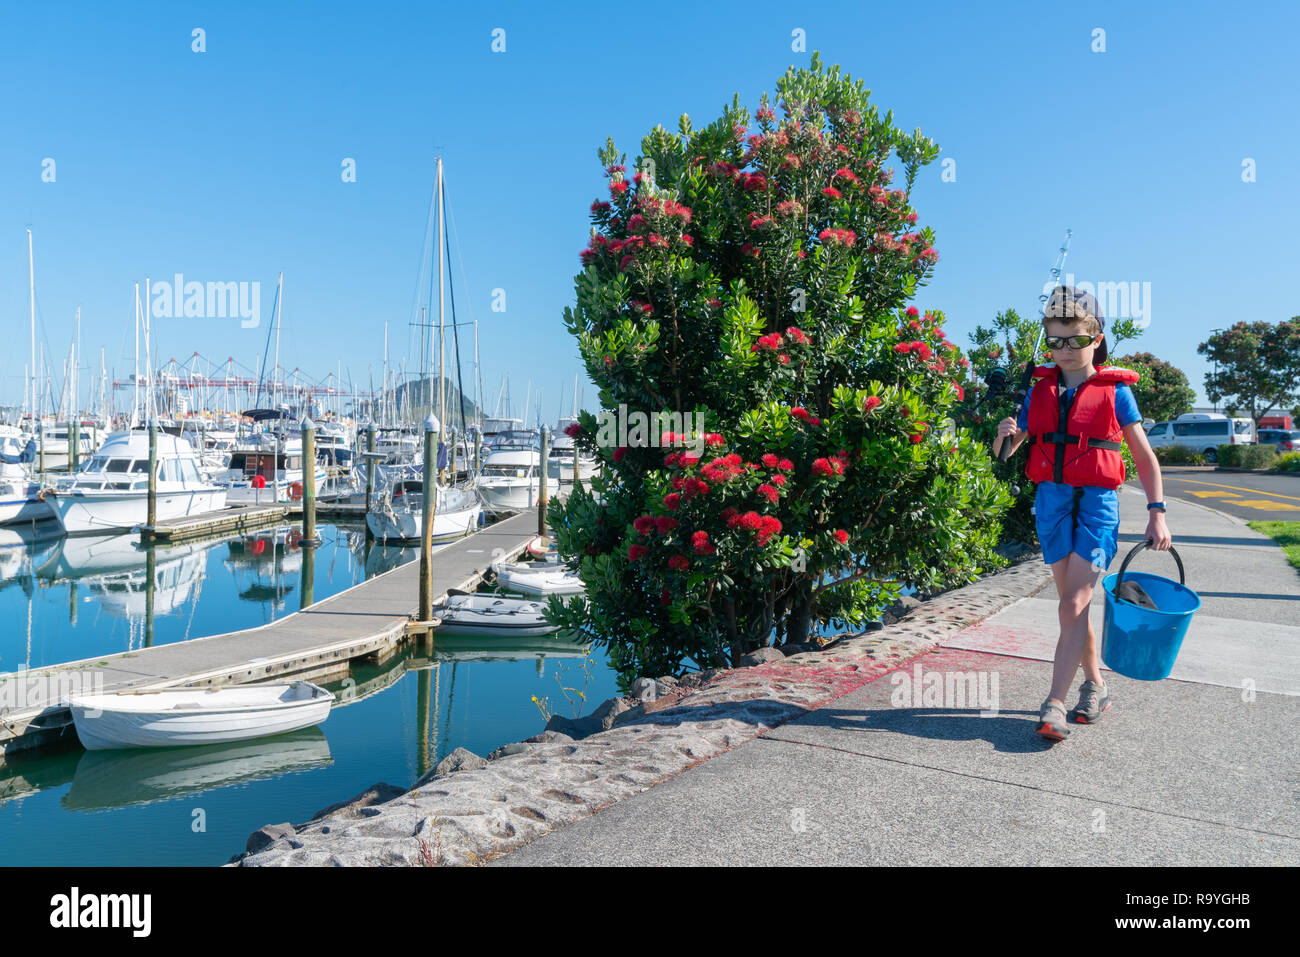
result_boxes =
[1135,467,1300,522]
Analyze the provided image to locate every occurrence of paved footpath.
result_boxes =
[493,487,1300,866]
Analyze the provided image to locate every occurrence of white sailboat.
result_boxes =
[365,471,482,544]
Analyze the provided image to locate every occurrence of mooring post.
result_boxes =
[299,542,315,610]
[419,413,437,629]
[146,418,158,530]
[365,424,376,511]
[473,428,482,476]
[300,416,319,546]
[144,546,156,648]
[69,420,78,473]
[538,425,549,537]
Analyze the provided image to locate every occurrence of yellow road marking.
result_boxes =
[1187,490,1242,498]
[1165,478,1300,503]
[1230,499,1300,511]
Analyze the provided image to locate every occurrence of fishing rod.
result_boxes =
[995,228,1073,468]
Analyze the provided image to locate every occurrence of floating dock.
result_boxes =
[0,510,541,758]
[141,504,290,544]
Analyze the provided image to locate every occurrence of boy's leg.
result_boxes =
[1049,551,1102,702]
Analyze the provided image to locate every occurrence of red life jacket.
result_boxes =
[1025,364,1140,489]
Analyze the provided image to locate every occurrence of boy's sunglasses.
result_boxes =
[1045,334,1099,350]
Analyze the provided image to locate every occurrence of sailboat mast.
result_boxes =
[27,229,36,427]
[133,284,141,427]
[437,155,446,481]
[273,272,283,411]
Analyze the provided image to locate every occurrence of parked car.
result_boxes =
[1257,429,1300,453]
[1145,413,1255,463]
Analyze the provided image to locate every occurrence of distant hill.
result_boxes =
[390,376,481,430]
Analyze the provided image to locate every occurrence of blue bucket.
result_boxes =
[1101,540,1201,680]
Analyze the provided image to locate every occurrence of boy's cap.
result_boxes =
[1044,285,1107,364]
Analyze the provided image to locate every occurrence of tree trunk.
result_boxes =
[786,582,813,645]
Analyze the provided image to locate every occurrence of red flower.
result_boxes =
[563,422,582,437]
[761,453,779,468]
[655,516,678,534]
[603,354,615,367]
[739,511,762,531]
[680,453,701,467]
[778,458,793,471]
[909,433,923,444]
[785,327,809,345]
[707,298,722,308]
[757,483,779,504]
[778,354,790,365]
[691,530,715,555]
[755,515,783,545]
[668,555,690,571]
[743,173,768,191]
[610,180,628,196]
[726,452,742,466]
[591,200,611,214]
[821,186,842,199]
[770,473,786,486]
[833,529,849,545]
[812,457,834,476]
[663,492,681,510]
[740,243,760,258]
[894,343,911,354]
[633,515,655,535]
[863,395,882,413]
[906,306,919,318]
[660,589,672,606]
[951,382,965,401]
[789,406,810,422]
[664,451,682,468]
[613,446,628,462]
[628,544,648,561]
[704,432,725,447]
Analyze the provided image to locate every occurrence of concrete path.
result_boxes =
[492,490,1300,866]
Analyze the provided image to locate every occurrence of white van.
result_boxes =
[1146,413,1254,462]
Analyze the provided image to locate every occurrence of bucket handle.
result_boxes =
[1115,538,1186,597]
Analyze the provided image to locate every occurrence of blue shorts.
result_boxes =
[1033,482,1120,570]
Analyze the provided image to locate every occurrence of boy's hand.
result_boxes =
[1146,510,1172,550]
[995,417,1020,452]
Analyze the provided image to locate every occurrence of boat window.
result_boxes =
[84,456,110,472]
[106,459,131,473]
[160,460,181,482]
[130,459,151,473]
[180,459,202,484]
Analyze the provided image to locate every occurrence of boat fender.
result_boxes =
[288,481,303,501]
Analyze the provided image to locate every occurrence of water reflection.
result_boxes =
[62,728,332,811]
[0,523,372,672]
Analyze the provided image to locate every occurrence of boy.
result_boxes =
[992,286,1173,742]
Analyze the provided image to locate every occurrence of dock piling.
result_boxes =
[364,424,376,514]
[146,418,158,529]
[300,416,320,546]
[538,425,549,537]
[418,413,437,630]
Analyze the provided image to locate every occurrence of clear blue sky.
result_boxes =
[2,0,1296,419]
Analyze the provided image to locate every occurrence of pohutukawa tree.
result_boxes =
[547,54,1013,684]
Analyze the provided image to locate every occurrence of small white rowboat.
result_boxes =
[492,557,585,596]
[433,594,557,637]
[65,681,335,751]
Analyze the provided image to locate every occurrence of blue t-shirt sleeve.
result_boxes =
[1114,383,1141,427]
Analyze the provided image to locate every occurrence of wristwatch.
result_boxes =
[1146,501,1166,512]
